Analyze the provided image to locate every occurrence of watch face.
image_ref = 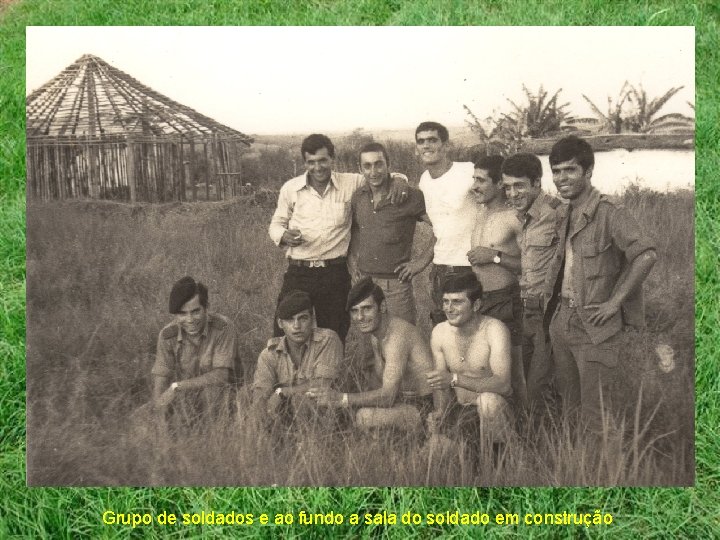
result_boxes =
[493,255,501,264]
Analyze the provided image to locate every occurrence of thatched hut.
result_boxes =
[27,54,253,202]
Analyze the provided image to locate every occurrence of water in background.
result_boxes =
[539,149,694,195]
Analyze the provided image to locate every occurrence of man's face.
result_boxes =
[415,129,447,166]
[551,158,592,201]
[278,309,314,345]
[175,294,207,336]
[304,147,334,185]
[471,168,503,205]
[502,174,541,213]
[442,291,478,327]
[349,296,384,334]
[359,151,389,188]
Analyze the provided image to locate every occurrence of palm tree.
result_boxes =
[582,81,634,134]
[505,84,573,138]
[626,84,685,132]
[583,82,685,134]
[464,84,572,155]
[463,105,523,156]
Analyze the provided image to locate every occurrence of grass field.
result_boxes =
[26,185,694,487]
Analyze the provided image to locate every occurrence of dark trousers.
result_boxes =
[549,304,622,433]
[273,263,351,341]
[480,283,522,346]
[522,304,554,409]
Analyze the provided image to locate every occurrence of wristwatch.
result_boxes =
[450,373,458,388]
[493,251,502,264]
[341,393,349,407]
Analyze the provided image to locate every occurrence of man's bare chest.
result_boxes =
[473,211,519,252]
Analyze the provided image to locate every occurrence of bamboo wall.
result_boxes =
[27,135,247,203]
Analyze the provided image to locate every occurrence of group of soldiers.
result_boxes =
[150,122,657,453]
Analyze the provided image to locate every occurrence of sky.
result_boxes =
[26,26,694,136]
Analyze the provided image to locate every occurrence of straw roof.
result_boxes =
[26,54,253,144]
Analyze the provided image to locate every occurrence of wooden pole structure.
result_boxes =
[204,142,211,201]
[86,64,100,199]
[126,136,137,202]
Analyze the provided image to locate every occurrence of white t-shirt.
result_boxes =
[419,161,476,266]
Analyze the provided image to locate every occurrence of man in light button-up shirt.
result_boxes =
[269,134,407,342]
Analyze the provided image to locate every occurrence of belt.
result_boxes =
[560,297,578,308]
[483,283,520,300]
[437,264,473,273]
[288,257,346,268]
[521,295,544,311]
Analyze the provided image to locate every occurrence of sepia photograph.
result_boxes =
[25,25,695,487]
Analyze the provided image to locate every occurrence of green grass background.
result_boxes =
[2,0,717,536]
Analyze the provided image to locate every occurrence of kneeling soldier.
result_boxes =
[252,291,342,424]
[426,273,515,451]
[152,276,238,418]
[314,277,438,432]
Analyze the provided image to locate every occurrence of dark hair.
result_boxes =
[358,142,390,168]
[169,276,208,314]
[441,272,483,303]
[346,276,385,311]
[501,153,543,185]
[473,155,505,184]
[549,135,594,172]
[415,121,449,143]
[276,290,313,320]
[301,134,335,159]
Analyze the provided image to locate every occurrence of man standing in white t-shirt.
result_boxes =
[415,121,476,325]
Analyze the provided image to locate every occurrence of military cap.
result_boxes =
[277,290,313,319]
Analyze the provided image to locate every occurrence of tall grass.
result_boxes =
[26,187,694,486]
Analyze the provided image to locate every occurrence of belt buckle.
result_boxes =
[309,260,325,268]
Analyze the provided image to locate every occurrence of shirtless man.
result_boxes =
[313,277,437,432]
[426,272,513,444]
[467,155,526,405]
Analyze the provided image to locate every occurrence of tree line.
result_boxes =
[239,82,692,188]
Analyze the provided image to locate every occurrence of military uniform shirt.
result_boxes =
[519,191,562,298]
[253,327,342,390]
[152,313,237,381]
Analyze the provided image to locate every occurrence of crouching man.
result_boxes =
[426,273,514,449]
[152,276,238,419]
[313,277,437,433]
[252,291,342,426]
